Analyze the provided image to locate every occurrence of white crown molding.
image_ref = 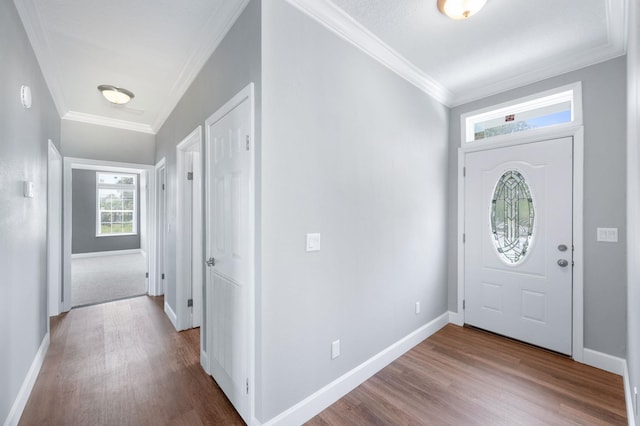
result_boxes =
[151,0,250,133]
[286,0,627,109]
[13,0,67,116]
[63,111,155,134]
[284,0,455,106]
[450,0,628,106]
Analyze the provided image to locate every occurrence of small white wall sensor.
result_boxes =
[21,85,32,109]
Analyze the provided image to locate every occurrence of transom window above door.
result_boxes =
[96,172,137,236]
[461,82,582,144]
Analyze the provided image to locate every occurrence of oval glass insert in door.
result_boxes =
[491,170,535,264]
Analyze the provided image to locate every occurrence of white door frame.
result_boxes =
[456,125,584,361]
[62,157,156,312]
[204,82,256,423]
[176,126,203,331]
[153,158,166,298]
[47,140,63,319]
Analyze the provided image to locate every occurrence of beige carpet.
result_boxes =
[71,252,147,307]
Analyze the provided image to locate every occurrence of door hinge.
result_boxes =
[162,183,165,190]
[463,233,466,243]
[246,378,249,394]
[187,298,193,307]
[463,167,466,177]
[463,299,465,310]
[187,172,193,181]
[246,135,250,151]
[161,273,165,280]
[145,272,149,278]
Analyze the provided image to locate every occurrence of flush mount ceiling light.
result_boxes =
[97,84,134,105]
[437,0,487,20]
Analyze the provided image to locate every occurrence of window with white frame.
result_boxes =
[461,82,582,143]
[96,172,137,236]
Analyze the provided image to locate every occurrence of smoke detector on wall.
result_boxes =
[21,85,32,109]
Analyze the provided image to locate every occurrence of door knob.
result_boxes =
[206,257,216,267]
[557,259,569,267]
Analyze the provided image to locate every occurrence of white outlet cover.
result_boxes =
[306,233,321,252]
[331,339,340,359]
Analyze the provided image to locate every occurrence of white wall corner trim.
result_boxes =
[71,248,142,259]
[262,312,450,426]
[624,361,637,426]
[62,111,155,135]
[283,0,454,107]
[583,348,626,376]
[164,301,178,331]
[448,310,463,326]
[3,332,50,426]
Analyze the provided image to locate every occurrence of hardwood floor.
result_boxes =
[20,298,626,425]
[308,325,627,425]
[19,296,243,426]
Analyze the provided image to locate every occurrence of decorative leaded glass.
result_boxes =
[491,170,535,264]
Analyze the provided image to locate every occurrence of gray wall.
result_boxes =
[259,1,449,421]
[627,0,640,422]
[61,120,155,165]
[155,0,261,313]
[71,169,141,254]
[0,0,61,422]
[447,57,627,358]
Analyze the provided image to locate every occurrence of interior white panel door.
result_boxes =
[205,96,251,422]
[465,137,573,355]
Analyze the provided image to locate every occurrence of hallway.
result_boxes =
[20,294,627,425]
[19,296,243,425]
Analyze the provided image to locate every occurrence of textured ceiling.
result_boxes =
[15,0,626,133]
[15,0,249,133]
[330,0,625,105]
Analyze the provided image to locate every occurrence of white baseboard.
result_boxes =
[262,312,450,426]
[448,310,463,326]
[71,248,141,259]
[200,350,209,375]
[624,360,637,426]
[583,348,625,376]
[3,332,50,426]
[164,301,178,330]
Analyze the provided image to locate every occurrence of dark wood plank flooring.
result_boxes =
[308,325,627,425]
[19,296,243,426]
[20,297,626,425]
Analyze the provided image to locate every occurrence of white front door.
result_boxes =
[465,137,573,355]
[205,90,253,423]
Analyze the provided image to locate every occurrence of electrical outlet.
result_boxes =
[306,233,321,252]
[331,339,340,359]
[415,301,421,315]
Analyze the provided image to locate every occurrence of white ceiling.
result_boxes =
[15,0,626,134]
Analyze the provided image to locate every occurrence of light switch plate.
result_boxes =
[23,181,34,198]
[596,227,618,242]
[306,233,321,252]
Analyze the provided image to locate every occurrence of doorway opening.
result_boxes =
[62,158,156,311]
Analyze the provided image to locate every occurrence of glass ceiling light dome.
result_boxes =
[97,84,135,105]
[437,0,487,20]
